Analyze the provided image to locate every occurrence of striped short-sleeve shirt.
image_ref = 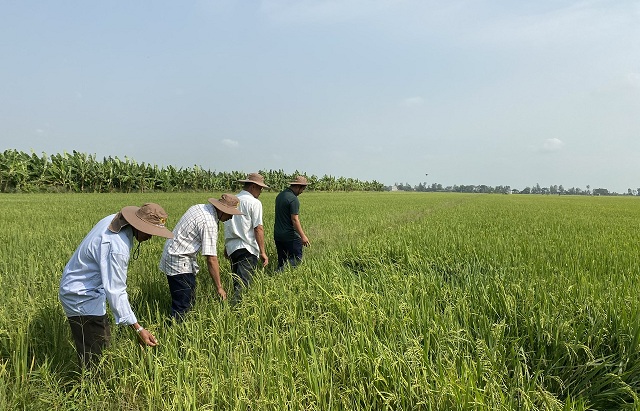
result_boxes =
[159,203,219,276]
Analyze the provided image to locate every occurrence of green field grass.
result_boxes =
[1,192,639,410]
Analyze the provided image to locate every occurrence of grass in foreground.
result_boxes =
[0,192,639,410]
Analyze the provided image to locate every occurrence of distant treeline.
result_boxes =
[389,182,640,196]
[0,149,384,193]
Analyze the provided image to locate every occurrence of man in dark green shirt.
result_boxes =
[274,176,310,270]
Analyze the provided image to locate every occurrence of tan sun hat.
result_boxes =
[289,175,309,186]
[112,203,173,238]
[237,172,269,188]
[208,193,244,216]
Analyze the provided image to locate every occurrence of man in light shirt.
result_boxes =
[59,203,173,367]
[224,173,269,303]
[159,194,243,319]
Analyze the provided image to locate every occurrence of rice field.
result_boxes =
[1,192,639,410]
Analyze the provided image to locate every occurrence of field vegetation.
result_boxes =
[1,192,639,410]
[0,149,383,193]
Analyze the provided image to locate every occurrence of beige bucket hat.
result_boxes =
[110,203,173,238]
[208,193,244,216]
[237,172,269,188]
[289,175,309,186]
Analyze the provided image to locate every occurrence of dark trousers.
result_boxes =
[230,248,259,302]
[167,272,196,319]
[67,315,111,367]
[275,238,303,270]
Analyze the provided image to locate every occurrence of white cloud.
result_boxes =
[222,139,239,148]
[196,0,235,16]
[590,70,640,95]
[542,138,564,152]
[365,145,384,153]
[473,1,639,48]
[35,123,52,135]
[260,0,638,49]
[626,72,640,88]
[402,96,424,107]
[260,0,399,23]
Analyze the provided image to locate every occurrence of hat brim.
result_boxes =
[289,181,309,186]
[237,179,270,188]
[120,206,173,238]
[208,198,244,215]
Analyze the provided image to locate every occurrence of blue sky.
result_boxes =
[1,1,639,191]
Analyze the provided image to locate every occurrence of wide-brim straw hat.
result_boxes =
[237,172,269,188]
[119,203,173,238]
[289,175,309,186]
[208,193,244,216]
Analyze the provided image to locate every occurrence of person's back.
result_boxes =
[159,203,217,276]
[225,190,262,256]
[274,187,299,242]
[59,214,131,319]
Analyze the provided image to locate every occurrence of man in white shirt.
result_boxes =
[159,194,243,319]
[224,173,269,302]
[59,203,173,367]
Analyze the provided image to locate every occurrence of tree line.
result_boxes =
[389,182,640,196]
[0,149,384,193]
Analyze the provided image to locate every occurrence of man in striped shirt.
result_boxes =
[159,194,243,319]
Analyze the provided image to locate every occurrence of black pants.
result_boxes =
[275,238,303,271]
[230,248,259,302]
[166,272,197,319]
[67,315,111,367]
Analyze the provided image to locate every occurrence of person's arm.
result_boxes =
[201,217,226,300]
[101,245,158,346]
[205,255,227,300]
[254,224,268,266]
[291,214,310,246]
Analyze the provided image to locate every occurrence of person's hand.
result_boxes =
[217,286,227,300]
[301,235,310,247]
[260,252,269,267]
[138,329,158,347]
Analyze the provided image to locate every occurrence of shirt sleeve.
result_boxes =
[251,201,264,228]
[100,241,137,325]
[289,196,300,216]
[200,220,218,256]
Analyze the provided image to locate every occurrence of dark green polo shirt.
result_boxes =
[274,188,300,241]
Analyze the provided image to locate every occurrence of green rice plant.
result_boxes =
[1,192,639,409]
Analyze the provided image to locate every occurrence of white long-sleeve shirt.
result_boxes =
[59,214,137,325]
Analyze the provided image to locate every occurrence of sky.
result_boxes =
[1,1,639,192]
